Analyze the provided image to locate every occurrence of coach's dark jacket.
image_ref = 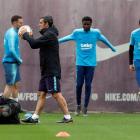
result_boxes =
[23,26,61,79]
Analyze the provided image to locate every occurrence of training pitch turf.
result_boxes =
[0,113,140,140]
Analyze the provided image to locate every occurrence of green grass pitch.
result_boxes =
[0,113,140,140]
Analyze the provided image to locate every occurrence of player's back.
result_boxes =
[2,27,20,63]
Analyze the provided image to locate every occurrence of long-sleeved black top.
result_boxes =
[129,45,134,65]
[23,26,61,79]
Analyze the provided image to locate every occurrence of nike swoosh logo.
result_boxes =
[46,95,52,99]
[97,42,129,61]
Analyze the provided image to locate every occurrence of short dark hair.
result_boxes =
[11,15,22,24]
[82,16,92,23]
[139,19,140,25]
[41,15,53,27]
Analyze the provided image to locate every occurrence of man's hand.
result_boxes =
[18,59,23,65]
[20,26,28,35]
[129,64,135,73]
[112,47,116,52]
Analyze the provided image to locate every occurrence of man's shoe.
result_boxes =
[83,108,88,116]
[21,117,38,123]
[138,92,140,96]
[55,118,73,123]
[74,105,81,116]
[19,108,27,113]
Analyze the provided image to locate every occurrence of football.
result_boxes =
[18,25,33,39]
[0,105,12,117]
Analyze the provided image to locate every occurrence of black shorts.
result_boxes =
[38,76,61,94]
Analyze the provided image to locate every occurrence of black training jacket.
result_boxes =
[23,26,61,79]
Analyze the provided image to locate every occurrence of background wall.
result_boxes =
[0,0,139,112]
